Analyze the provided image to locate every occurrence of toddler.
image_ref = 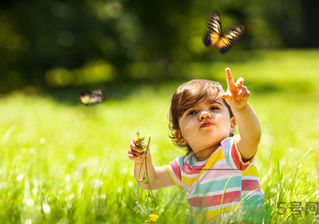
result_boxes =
[128,68,264,222]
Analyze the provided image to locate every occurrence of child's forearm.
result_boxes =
[232,103,261,161]
[134,154,158,190]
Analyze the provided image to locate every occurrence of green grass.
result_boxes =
[0,49,319,223]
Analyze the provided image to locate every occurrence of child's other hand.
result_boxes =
[128,137,148,164]
[221,67,250,110]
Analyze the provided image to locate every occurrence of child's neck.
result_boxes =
[195,145,219,161]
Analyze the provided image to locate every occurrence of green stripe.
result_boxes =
[241,194,265,206]
[178,156,185,168]
[223,138,235,170]
[191,176,242,195]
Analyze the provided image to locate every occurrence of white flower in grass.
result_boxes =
[39,137,46,144]
[67,153,76,161]
[25,198,34,207]
[42,203,51,214]
[16,173,25,182]
[68,193,75,200]
[100,194,106,199]
[90,179,103,189]
[32,187,38,194]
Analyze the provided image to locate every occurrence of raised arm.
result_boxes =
[221,68,261,161]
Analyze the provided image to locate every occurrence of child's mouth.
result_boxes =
[200,121,214,128]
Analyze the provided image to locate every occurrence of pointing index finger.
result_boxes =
[225,68,236,89]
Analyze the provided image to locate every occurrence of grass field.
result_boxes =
[0,49,319,223]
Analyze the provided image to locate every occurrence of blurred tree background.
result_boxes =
[0,0,318,92]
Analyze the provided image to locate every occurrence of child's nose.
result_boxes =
[199,111,211,120]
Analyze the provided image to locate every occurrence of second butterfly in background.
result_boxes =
[203,11,245,54]
[80,88,106,106]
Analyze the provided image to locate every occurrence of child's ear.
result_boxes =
[230,117,236,134]
[174,130,185,144]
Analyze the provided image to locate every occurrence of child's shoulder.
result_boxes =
[172,151,196,168]
[221,134,238,145]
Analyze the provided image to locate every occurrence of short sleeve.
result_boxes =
[164,156,185,190]
[221,135,255,171]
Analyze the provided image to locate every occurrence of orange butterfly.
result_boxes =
[80,88,106,106]
[204,11,245,54]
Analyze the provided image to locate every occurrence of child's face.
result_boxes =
[177,88,236,154]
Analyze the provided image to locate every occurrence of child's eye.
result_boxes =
[187,110,197,116]
[211,106,220,111]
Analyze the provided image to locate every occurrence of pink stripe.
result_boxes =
[188,191,241,207]
[230,142,241,169]
[203,163,241,180]
[230,143,249,171]
[183,163,205,175]
[169,161,182,182]
[242,180,262,191]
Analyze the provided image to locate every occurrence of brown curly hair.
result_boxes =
[168,79,234,152]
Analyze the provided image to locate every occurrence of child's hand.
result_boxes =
[221,68,250,110]
[128,137,148,164]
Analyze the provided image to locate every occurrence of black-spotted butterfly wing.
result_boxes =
[219,25,245,53]
[80,88,106,106]
[204,11,245,54]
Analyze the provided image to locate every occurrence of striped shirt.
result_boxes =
[164,135,264,222]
